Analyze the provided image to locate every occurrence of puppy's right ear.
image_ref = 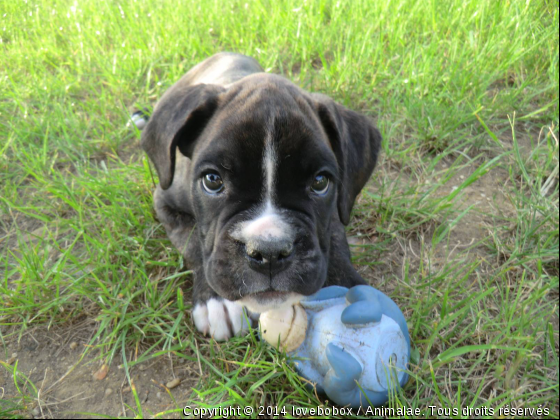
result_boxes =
[141,84,224,190]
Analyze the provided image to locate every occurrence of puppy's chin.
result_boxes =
[237,291,304,314]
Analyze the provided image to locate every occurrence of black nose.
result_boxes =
[245,238,294,276]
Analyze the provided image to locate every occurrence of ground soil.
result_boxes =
[2,322,198,418]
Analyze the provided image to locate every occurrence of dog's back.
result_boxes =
[161,52,263,99]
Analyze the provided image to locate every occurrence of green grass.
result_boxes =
[1,0,558,417]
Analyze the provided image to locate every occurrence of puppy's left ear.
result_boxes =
[312,94,382,225]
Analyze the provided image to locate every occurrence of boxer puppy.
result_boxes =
[140,52,381,340]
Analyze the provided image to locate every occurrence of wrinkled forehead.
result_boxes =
[194,103,337,175]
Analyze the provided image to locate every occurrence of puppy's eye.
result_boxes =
[311,174,329,195]
[202,172,224,194]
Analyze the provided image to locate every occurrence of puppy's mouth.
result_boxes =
[252,289,289,301]
[238,290,303,313]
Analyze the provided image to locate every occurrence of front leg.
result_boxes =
[154,186,254,341]
[191,269,255,340]
[153,186,200,265]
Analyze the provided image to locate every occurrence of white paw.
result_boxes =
[192,298,252,341]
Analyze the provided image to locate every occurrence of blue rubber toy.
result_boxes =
[260,285,410,408]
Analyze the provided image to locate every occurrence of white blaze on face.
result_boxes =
[242,207,287,240]
[263,133,277,207]
[231,125,294,247]
[236,205,293,256]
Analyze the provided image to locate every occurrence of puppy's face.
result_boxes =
[188,80,339,312]
[142,71,381,318]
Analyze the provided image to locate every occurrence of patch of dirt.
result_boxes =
[1,323,199,419]
[0,205,45,253]
[347,154,517,292]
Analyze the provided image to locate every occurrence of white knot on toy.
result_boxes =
[259,305,307,352]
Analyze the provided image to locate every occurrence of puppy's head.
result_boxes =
[142,74,380,312]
